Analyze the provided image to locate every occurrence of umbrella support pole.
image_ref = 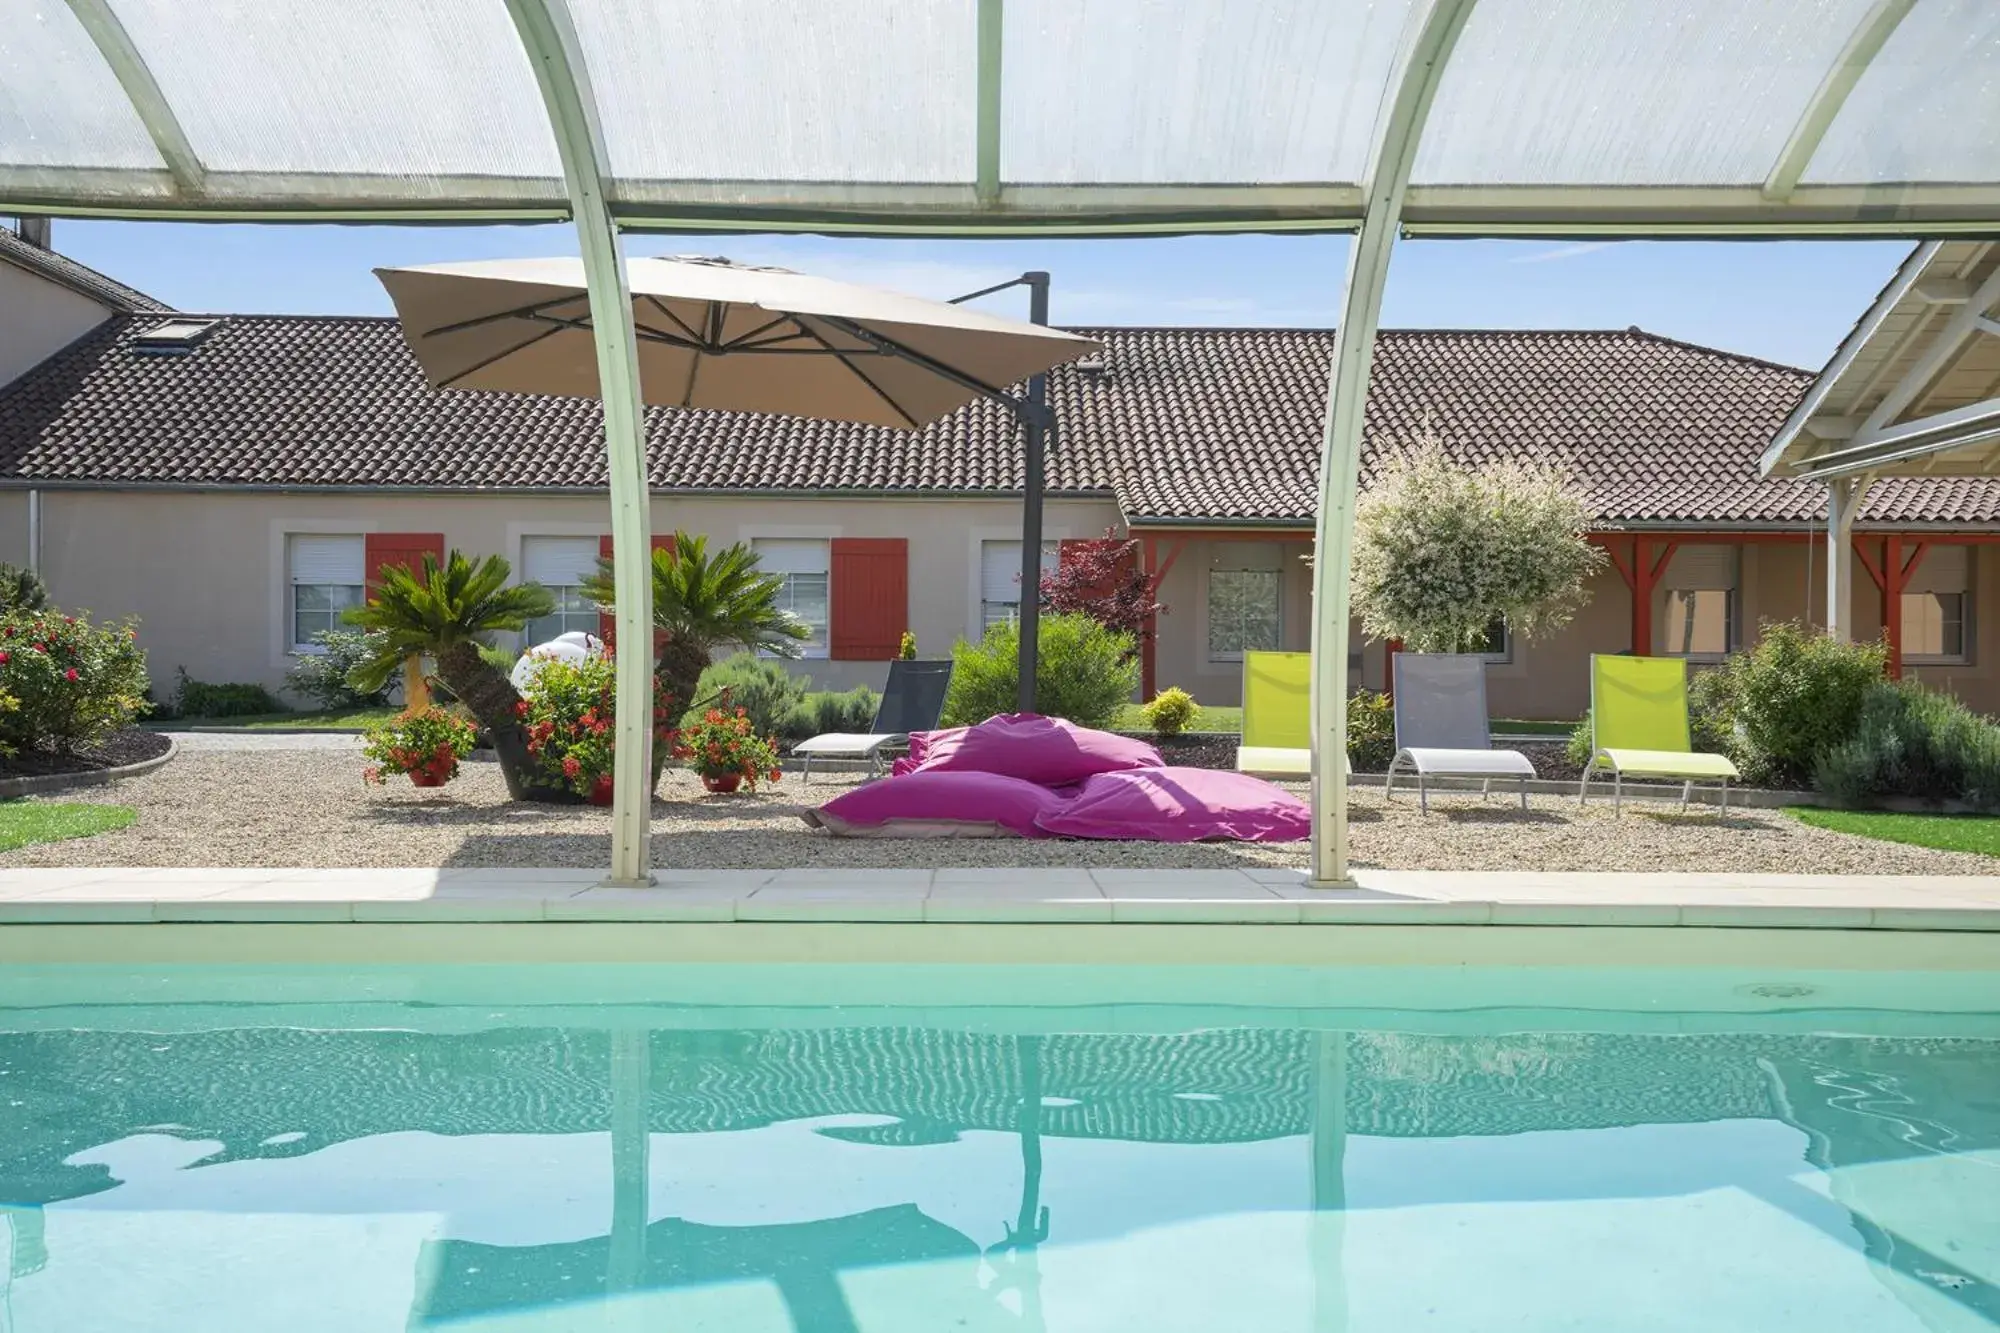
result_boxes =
[506,0,657,886]
[1307,0,1473,889]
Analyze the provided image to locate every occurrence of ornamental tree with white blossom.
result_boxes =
[1348,436,1606,654]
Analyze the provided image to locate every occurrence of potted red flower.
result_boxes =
[674,707,781,794]
[516,651,676,803]
[362,707,479,788]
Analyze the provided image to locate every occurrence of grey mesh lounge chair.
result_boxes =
[791,659,954,782]
[1384,653,1537,811]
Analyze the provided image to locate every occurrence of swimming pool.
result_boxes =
[3,932,1997,1331]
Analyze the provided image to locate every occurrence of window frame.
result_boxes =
[1205,562,1284,664]
[978,538,1059,635]
[518,535,605,648]
[1474,616,1511,665]
[286,533,366,656]
[753,537,832,659]
[1902,589,1971,667]
[1659,587,1738,660]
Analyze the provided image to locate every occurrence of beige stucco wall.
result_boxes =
[0,490,26,568]
[31,489,1121,701]
[0,260,110,389]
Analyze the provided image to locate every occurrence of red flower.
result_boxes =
[515,699,530,717]
[562,755,582,778]
[64,667,79,681]
[768,770,782,783]
[0,651,9,665]
[30,643,45,653]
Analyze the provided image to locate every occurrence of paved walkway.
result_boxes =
[163,731,363,751]
[2,867,1997,928]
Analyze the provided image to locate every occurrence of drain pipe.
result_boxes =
[25,488,39,574]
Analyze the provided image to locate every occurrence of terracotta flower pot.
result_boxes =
[587,775,614,806]
[701,772,743,794]
[409,747,455,788]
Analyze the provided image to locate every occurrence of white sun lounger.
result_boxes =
[1383,653,1537,811]
[791,659,953,782]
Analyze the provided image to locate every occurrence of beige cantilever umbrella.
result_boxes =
[374,254,1097,427]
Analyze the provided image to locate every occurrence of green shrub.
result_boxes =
[898,630,918,661]
[1815,679,2000,810]
[0,564,49,614]
[0,609,150,754]
[784,687,880,742]
[1566,714,1595,770]
[941,613,1139,730]
[1141,686,1199,738]
[1724,623,1885,788]
[173,669,285,719]
[286,630,395,710]
[688,652,809,738]
[1347,689,1394,770]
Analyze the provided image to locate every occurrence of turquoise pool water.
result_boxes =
[2,961,1996,1331]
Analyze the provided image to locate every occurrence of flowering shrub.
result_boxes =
[0,609,149,755]
[517,652,677,798]
[1350,436,1605,653]
[899,630,918,661]
[1038,530,1166,657]
[675,707,781,791]
[362,707,479,786]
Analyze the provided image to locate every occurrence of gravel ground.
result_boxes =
[3,749,1993,875]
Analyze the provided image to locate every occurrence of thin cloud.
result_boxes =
[1510,241,1616,265]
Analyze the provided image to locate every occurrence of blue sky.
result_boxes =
[52,220,1909,372]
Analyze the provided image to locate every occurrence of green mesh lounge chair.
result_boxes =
[1234,651,1348,779]
[1580,654,1739,812]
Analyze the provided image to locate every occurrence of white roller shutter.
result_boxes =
[1661,543,1737,590]
[981,540,1057,602]
[288,534,364,585]
[1907,544,1968,594]
[753,538,830,576]
[521,536,600,588]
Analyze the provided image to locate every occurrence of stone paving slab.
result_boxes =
[1,867,1998,929]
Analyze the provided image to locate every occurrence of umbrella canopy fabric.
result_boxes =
[374,255,1098,429]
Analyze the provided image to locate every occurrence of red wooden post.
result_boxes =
[1140,535,1159,701]
[1631,536,1654,655]
[1883,534,1904,679]
[1384,638,1402,698]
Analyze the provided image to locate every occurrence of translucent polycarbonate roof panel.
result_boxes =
[574,0,977,203]
[1804,0,2000,186]
[999,0,1411,188]
[106,0,564,201]
[0,0,170,189]
[1413,0,1874,186]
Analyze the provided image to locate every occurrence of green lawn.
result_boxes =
[1116,704,1243,734]
[152,706,402,732]
[1787,807,2000,858]
[0,801,136,852]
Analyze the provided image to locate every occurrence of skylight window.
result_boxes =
[132,318,221,352]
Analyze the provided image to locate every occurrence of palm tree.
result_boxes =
[346,551,556,800]
[581,532,810,713]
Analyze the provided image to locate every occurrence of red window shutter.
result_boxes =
[597,533,677,643]
[364,532,445,598]
[829,538,908,661]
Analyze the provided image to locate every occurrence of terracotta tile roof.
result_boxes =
[3,313,1997,527]
[0,230,172,314]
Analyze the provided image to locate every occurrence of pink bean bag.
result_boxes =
[802,770,1070,839]
[1034,767,1309,842]
[899,713,1162,786]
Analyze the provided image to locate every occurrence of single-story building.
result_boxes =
[2,228,1996,719]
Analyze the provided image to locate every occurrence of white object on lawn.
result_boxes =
[510,631,605,693]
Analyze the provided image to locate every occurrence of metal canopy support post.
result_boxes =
[506,0,656,886]
[1826,475,1863,640]
[1019,271,1051,713]
[1307,0,1475,887]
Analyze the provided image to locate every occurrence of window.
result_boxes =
[1904,545,1970,664]
[979,539,1058,632]
[520,536,603,646]
[287,534,365,652]
[1659,545,1738,658]
[1472,617,1510,663]
[754,538,830,656]
[1207,544,1283,660]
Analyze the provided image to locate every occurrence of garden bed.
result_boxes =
[0,728,171,779]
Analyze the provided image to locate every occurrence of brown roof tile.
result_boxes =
[2,314,1996,527]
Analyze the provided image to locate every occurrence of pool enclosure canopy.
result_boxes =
[7,0,2000,233]
[7,0,2000,886]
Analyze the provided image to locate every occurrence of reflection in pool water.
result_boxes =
[2,973,1997,1331]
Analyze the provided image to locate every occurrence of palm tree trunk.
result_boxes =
[654,635,710,723]
[435,640,565,802]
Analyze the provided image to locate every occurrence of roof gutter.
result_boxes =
[0,479,1122,502]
